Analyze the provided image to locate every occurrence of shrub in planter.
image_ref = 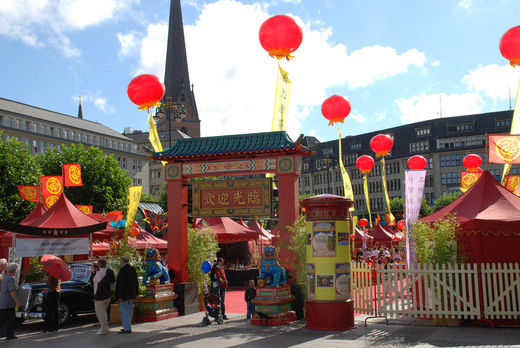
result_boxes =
[188,225,220,294]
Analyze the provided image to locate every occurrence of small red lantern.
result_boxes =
[259,15,303,60]
[321,95,351,126]
[463,154,482,171]
[359,218,369,227]
[127,74,165,110]
[356,155,375,174]
[361,237,364,242]
[349,234,355,240]
[397,219,405,231]
[370,134,393,157]
[407,155,427,170]
[500,25,520,66]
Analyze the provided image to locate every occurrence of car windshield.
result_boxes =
[68,264,91,283]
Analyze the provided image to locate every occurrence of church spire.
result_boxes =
[160,0,200,138]
[78,96,83,119]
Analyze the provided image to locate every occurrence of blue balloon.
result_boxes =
[201,261,211,274]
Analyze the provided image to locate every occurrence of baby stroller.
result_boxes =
[202,292,223,325]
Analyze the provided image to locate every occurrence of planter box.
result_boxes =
[109,303,134,324]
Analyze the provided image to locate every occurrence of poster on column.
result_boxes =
[335,263,351,300]
[15,238,89,257]
[306,263,316,299]
[312,222,336,257]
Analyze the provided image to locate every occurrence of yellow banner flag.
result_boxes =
[148,113,167,166]
[502,79,520,184]
[363,174,373,227]
[380,158,395,226]
[271,64,292,131]
[125,186,142,233]
[338,128,354,211]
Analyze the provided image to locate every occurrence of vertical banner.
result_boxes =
[404,169,426,268]
[148,114,167,166]
[18,185,40,202]
[271,64,292,131]
[338,129,354,210]
[41,176,63,209]
[380,158,395,225]
[125,186,142,232]
[501,79,520,184]
[63,163,82,186]
[363,174,372,227]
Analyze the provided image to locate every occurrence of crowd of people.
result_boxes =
[354,246,406,266]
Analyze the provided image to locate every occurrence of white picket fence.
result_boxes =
[351,262,520,321]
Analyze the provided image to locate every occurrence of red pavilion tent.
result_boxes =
[421,170,520,264]
[196,217,259,243]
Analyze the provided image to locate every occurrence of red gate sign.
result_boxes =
[192,178,272,217]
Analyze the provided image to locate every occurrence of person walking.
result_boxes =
[115,256,138,334]
[0,263,21,340]
[43,273,60,332]
[93,259,114,335]
[211,258,228,320]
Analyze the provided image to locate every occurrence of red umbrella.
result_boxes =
[41,254,72,281]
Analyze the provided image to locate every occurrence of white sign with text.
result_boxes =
[15,238,89,257]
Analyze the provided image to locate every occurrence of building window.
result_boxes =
[303,163,309,171]
[33,123,38,133]
[495,119,511,128]
[323,148,333,155]
[416,127,431,136]
[33,140,38,153]
[351,143,361,150]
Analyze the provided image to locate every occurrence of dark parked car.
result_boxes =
[16,262,96,326]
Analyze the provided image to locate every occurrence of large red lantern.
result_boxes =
[463,154,482,171]
[259,15,303,60]
[500,25,520,66]
[407,155,427,170]
[321,95,351,126]
[356,155,375,174]
[359,218,369,227]
[370,134,393,157]
[127,74,165,110]
[397,219,405,231]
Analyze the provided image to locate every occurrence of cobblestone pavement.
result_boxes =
[5,313,520,347]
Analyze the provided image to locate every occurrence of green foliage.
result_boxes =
[420,199,434,217]
[0,135,41,223]
[106,232,143,275]
[158,190,168,213]
[433,192,460,212]
[287,215,307,285]
[390,197,433,217]
[188,225,220,294]
[411,214,460,265]
[37,144,131,213]
[23,257,46,283]
[140,194,158,203]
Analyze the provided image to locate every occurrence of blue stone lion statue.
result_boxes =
[258,246,286,287]
[142,247,170,285]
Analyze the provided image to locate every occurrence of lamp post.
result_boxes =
[153,96,187,148]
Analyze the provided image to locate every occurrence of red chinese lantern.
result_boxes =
[321,95,351,126]
[475,167,483,173]
[359,218,369,227]
[397,219,405,231]
[407,155,427,170]
[500,25,520,66]
[370,134,393,157]
[349,234,355,240]
[356,155,375,174]
[127,74,165,110]
[259,15,303,60]
[463,154,482,171]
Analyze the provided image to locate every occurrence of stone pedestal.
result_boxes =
[251,285,297,326]
[134,283,179,322]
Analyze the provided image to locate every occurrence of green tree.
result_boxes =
[433,192,460,212]
[390,197,433,217]
[140,193,158,203]
[37,144,131,213]
[188,225,220,294]
[0,135,41,223]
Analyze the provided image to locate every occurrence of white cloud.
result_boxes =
[75,94,115,114]
[349,113,366,123]
[396,92,484,124]
[0,0,134,57]
[117,32,139,57]
[431,60,440,66]
[458,0,472,9]
[128,0,427,138]
[462,63,520,101]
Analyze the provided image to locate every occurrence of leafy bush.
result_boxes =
[188,225,220,294]
[287,215,307,285]
[23,257,46,283]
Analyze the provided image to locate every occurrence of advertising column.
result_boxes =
[301,194,354,330]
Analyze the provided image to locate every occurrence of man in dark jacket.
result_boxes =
[115,256,138,334]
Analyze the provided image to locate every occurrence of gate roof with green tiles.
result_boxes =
[152,131,311,161]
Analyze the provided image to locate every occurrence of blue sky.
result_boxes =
[1,0,519,142]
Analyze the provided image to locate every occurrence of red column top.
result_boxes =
[301,194,353,221]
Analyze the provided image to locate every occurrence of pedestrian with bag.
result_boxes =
[211,258,228,320]
[115,256,138,334]
[43,273,60,332]
[93,258,115,335]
